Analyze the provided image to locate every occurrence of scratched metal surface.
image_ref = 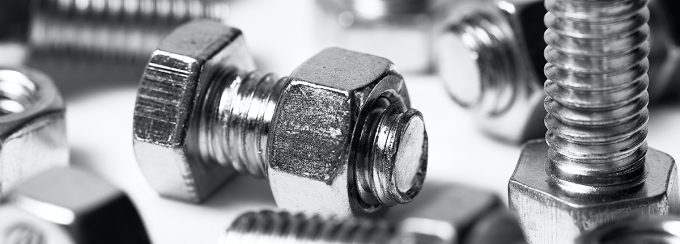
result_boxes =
[60,0,680,243]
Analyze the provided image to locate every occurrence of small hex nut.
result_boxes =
[393,184,526,244]
[509,140,680,244]
[268,47,413,217]
[0,67,68,196]
[0,168,151,243]
[436,0,547,143]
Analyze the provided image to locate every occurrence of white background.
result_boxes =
[60,0,680,243]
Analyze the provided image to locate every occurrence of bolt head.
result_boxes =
[0,168,150,244]
[132,20,256,202]
[0,67,68,197]
[268,47,415,217]
[508,140,680,244]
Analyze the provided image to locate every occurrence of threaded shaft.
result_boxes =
[219,210,395,244]
[28,0,228,62]
[441,13,518,115]
[544,0,650,189]
[199,70,287,178]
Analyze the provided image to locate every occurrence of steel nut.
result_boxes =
[394,184,526,244]
[436,0,547,143]
[0,67,67,196]
[133,20,256,202]
[268,47,426,217]
[575,215,680,244]
[314,0,447,73]
[0,167,151,243]
[508,140,680,244]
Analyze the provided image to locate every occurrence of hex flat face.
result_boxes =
[133,20,255,202]
[268,48,410,217]
[509,140,680,244]
[0,168,150,244]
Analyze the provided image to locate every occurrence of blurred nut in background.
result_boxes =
[436,0,680,143]
[0,168,151,243]
[315,0,447,73]
[0,67,67,197]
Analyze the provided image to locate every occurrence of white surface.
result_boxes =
[63,0,680,243]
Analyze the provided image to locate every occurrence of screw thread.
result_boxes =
[199,69,287,178]
[443,13,518,115]
[218,210,395,244]
[544,0,650,189]
[356,98,427,207]
[29,0,228,62]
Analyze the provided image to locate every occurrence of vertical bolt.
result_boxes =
[543,0,650,191]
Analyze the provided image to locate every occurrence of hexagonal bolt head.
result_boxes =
[394,184,526,244]
[133,20,256,202]
[576,215,680,243]
[436,0,680,143]
[314,0,448,73]
[508,140,680,244]
[0,168,151,244]
[0,67,68,197]
[268,47,428,217]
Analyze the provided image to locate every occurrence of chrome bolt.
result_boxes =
[508,0,679,243]
[133,21,428,217]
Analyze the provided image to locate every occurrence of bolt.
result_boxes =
[0,167,151,243]
[0,0,228,89]
[315,0,447,73]
[508,0,679,243]
[436,0,680,143]
[0,66,68,197]
[218,183,529,244]
[133,20,428,217]
[576,215,680,244]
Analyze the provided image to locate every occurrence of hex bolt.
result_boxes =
[133,20,428,217]
[0,0,228,89]
[218,184,527,244]
[436,0,680,143]
[508,0,679,243]
[0,167,151,243]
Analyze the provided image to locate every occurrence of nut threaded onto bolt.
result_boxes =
[198,69,287,178]
[544,0,651,190]
[219,210,395,243]
[28,0,228,62]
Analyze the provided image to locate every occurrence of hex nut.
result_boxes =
[648,0,680,100]
[0,66,68,196]
[509,140,680,244]
[393,184,526,244]
[0,167,151,243]
[314,0,447,73]
[133,20,256,202]
[575,215,680,244]
[268,47,419,217]
[436,0,547,143]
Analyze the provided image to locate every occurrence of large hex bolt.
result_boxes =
[133,20,428,217]
[576,215,680,243]
[0,67,68,197]
[508,0,679,243]
[315,0,447,73]
[218,185,526,244]
[436,0,680,143]
[0,167,151,243]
